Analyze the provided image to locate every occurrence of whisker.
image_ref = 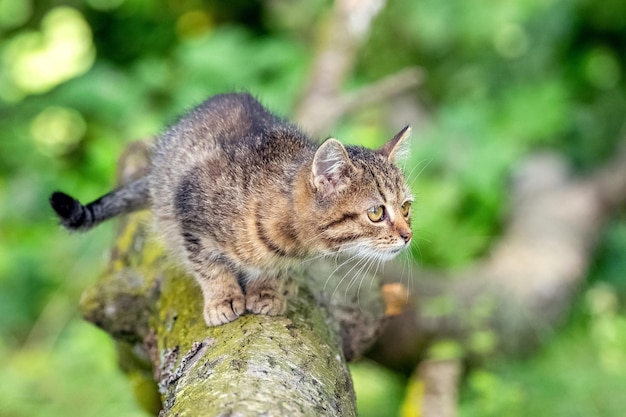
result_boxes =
[405,158,433,183]
[323,251,362,294]
[411,238,423,264]
[346,255,374,299]
[355,258,373,311]
[331,256,369,303]
[410,158,433,182]
[358,255,382,312]
[403,251,413,305]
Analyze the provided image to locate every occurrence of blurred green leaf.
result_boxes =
[350,360,406,417]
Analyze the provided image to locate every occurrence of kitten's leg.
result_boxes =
[193,261,246,326]
[245,276,289,316]
[283,276,299,299]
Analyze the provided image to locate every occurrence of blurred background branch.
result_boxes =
[370,144,626,369]
[294,0,423,135]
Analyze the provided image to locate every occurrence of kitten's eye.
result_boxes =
[367,205,385,222]
[401,201,412,217]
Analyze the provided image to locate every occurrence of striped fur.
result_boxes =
[50,93,413,326]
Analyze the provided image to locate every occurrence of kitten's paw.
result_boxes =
[246,290,287,316]
[203,293,246,326]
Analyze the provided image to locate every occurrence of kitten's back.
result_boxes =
[148,93,314,265]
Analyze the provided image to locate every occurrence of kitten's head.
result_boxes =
[308,126,413,261]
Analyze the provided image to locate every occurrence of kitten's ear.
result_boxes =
[378,125,412,164]
[312,138,353,194]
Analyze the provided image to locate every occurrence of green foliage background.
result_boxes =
[0,0,625,416]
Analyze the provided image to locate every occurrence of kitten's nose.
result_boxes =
[399,228,412,244]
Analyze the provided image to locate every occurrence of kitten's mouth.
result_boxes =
[383,246,405,259]
[342,240,409,262]
[352,245,406,261]
[381,239,413,258]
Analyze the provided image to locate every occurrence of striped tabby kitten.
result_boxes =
[50,93,413,326]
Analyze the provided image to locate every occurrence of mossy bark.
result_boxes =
[79,142,385,416]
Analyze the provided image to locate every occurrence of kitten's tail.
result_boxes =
[50,176,151,231]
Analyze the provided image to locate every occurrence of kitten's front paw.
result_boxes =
[203,293,246,326]
[246,290,287,316]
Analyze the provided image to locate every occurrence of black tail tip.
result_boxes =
[49,191,86,230]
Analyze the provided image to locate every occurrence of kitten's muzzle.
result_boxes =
[399,228,412,244]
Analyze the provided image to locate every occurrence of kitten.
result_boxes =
[50,93,413,326]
